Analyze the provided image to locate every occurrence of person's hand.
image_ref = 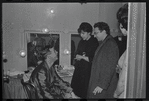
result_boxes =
[37,60,42,65]
[113,87,124,98]
[113,92,118,98]
[93,86,103,95]
[64,93,72,98]
[71,92,80,99]
[113,89,121,98]
[116,65,122,73]
[75,54,83,61]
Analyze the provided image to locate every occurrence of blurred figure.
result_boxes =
[27,43,78,99]
[114,4,128,98]
[87,22,119,98]
[71,22,99,98]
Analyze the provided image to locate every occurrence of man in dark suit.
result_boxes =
[87,22,119,98]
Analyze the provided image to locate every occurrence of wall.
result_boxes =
[2,3,123,72]
[99,3,123,37]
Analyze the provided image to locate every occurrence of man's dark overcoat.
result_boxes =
[87,35,119,98]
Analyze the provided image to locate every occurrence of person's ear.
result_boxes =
[102,30,106,34]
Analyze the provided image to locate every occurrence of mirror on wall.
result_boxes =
[27,33,60,69]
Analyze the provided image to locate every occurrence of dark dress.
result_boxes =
[114,36,127,58]
[28,61,72,99]
[71,36,99,98]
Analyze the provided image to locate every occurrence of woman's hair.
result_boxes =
[78,22,93,34]
[94,22,110,35]
[117,3,128,30]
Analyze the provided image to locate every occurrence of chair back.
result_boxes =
[21,79,37,99]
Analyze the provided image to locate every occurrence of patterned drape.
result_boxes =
[126,3,146,98]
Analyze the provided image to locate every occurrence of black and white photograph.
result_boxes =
[2,2,146,99]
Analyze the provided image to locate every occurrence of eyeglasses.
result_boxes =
[94,32,100,35]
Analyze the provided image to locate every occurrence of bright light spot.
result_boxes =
[42,28,48,33]
[64,49,70,55]
[50,9,54,14]
[19,50,26,57]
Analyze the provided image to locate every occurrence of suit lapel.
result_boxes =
[92,35,112,64]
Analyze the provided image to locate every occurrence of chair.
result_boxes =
[21,79,37,99]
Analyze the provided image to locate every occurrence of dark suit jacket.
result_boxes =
[87,35,119,98]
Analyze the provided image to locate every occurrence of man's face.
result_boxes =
[93,27,105,41]
[47,47,58,63]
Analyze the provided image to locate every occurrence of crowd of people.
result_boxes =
[23,4,128,99]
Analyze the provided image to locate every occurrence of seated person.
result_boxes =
[27,44,78,99]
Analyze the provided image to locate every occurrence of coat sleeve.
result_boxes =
[97,41,119,90]
[53,67,73,93]
[37,69,53,98]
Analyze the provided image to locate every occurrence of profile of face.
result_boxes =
[120,23,127,36]
[80,30,91,40]
[46,47,58,63]
[93,27,106,41]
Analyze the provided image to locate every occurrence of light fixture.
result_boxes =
[64,49,70,55]
[42,28,49,33]
[19,50,26,58]
[3,51,6,58]
[46,7,56,18]
[50,9,54,14]
[3,51,8,63]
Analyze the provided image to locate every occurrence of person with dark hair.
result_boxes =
[71,22,99,98]
[87,22,119,98]
[34,34,46,51]
[114,3,128,98]
[27,44,78,99]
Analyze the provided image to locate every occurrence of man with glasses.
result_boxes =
[87,22,119,98]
